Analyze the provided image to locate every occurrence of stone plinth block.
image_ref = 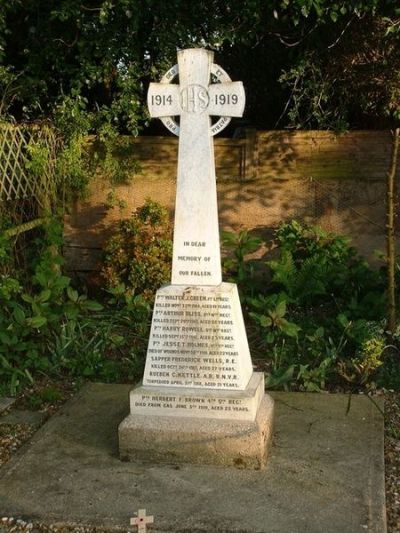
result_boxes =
[143,282,253,391]
[119,392,274,469]
[129,372,265,421]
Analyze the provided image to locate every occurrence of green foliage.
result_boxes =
[0,220,99,393]
[0,1,398,131]
[2,212,397,395]
[250,293,301,344]
[336,315,386,386]
[101,199,172,300]
[53,93,141,199]
[0,65,20,119]
[49,285,150,382]
[91,135,141,210]
[275,5,400,128]
[26,140,51,180]
[262,346,296,390]
[275,220,353,261]
[56,135,90,197]
[27,386,63,410]
[270,221,385,316]
[52,93,92,196]
[279,59,349,130]
[223,220,394,392]
[222,230,263,296]
[0,218,151,395]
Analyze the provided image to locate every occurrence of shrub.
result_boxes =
[270,220,385,316]
[0,218,151,395]
[223,220,393,391]
[101,199,172,300]
[0,220,105,394]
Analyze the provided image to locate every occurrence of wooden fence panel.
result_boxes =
[257,130,397,180]
[90,136,246,181]
[64,130,399,274]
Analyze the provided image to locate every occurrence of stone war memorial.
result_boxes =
[119,48,275,467]
[0,47,386,533]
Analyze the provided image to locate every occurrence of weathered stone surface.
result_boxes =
[0,384,386,532]
[119,394,273,468]
[147,49,245,286]
[0,397,15,414]
[0,409,46,427]
[143,283,253,391]
[129,372,265,421]
[120,49,270,469]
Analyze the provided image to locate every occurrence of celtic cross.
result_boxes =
[147,48,245,286]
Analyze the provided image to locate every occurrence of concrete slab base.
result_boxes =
[0,383,386,533]
[0,397,15,414]
[119,395,274,468]
[0,409,47,427]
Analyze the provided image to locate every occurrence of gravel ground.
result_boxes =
[385,391,400,533]
[0,423,36,468]
[0,389,399,533]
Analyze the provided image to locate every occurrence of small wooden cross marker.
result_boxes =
[130,508,154,532]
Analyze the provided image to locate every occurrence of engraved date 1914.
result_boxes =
[150,93,239,106]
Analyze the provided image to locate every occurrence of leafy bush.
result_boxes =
[249,293,301,344]
[53,94,141,200]
[0,219,151,395]
[221,230,263,298]
[2,214,397,396]
[222,220,393,392]
[0,220,101,393]
[49,284,151,383]
[101,199,172,300]
[270,221,385,316]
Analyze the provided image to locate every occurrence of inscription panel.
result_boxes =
[173,239,214,281]
[130,373,264,421]
[133,393,251,418]
[142,284,253,390]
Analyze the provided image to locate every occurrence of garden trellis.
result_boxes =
[0,122,60,237]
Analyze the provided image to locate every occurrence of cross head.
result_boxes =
[147,48,245,137]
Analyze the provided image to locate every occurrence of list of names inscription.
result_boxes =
[143,290,241,389]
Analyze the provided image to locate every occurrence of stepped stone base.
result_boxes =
[121,278,275,468]
[119,383,274,469]
[128,372,265,421]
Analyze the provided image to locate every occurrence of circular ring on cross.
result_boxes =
[158,63,233,137]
